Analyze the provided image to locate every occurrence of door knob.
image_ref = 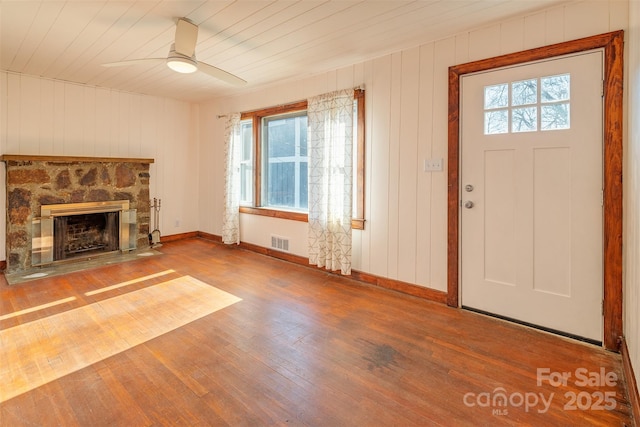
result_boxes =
[464,200,474,209]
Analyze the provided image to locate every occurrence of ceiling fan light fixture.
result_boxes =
[167,55,197,73]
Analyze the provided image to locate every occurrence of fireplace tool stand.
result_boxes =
[149,198,162,247]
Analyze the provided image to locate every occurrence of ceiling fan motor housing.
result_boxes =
[167,43,198,73]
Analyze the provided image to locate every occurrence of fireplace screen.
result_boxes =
[53,212,120,260]
[31,200,137,266]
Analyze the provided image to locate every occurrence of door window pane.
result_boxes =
[512,79,537,106]
[541,74,570,102]
[485,110,509,134]
[512,107,537,132]
[484,84,509,109]
[541,103,570,130]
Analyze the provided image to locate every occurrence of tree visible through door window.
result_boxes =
[484,74,570,135]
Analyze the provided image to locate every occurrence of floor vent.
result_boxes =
[271,235,290,252]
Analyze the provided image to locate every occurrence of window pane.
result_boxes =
[512,107,537,132]
[267,162,294,207]
[299,116,308,156]
[265,117,295,157]
[484,84,508,109]
[240,121,253,204]
[241,122,252,161]
[512,79,537,106]
[485,110,508,134]
[541,74,570,102]
[240,162,253,204]
[541,103,570,130]
[300,162,308,209]
[262,111,308,210]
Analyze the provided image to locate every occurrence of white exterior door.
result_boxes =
[460,51,604,342]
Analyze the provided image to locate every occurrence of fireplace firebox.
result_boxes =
[32,200,137,266]
[53,212,120,260]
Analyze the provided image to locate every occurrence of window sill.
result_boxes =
[239,206,365,230]
[239,206,308,222]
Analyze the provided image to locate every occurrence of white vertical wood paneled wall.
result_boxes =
[198,0,628,292]
[624,0,640,402]
[0,73,199,261]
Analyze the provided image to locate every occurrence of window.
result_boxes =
[484,74,570,135]
[262,111,308,210]
[239,89,365,229]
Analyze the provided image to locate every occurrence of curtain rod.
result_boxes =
[217,85,365,119]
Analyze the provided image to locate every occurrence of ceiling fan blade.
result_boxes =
[198,62,247,86]
[174,18,198,57]
[102,58,165,67]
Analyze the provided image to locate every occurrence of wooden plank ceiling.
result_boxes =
[0,0,571,102]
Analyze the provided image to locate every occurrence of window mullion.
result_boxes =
[537,77,541,131]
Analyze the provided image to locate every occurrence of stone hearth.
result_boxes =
[2,155,154,275]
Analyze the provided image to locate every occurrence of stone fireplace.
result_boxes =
[2,155,153,275]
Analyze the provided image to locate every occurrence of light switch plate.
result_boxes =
[424,158,443,172]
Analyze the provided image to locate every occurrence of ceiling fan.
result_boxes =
[102,18,247,86]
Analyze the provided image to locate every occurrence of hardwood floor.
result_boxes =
[0,238,634,426]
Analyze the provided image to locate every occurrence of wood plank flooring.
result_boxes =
[0,238,634,426]
[1,274,240,402]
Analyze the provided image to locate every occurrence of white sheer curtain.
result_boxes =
[222,113,242,245]
[307,89,354,275]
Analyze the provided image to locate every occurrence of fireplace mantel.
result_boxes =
[1,154,154,164]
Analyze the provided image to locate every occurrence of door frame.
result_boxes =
[447,31,624,351]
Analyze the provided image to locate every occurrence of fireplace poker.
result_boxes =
[149,198,162,247]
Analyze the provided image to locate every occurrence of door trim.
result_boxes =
[447,31,624,351]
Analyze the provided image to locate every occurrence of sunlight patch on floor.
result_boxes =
[0,276,241,402]
[85,269,175,296]
[0,297,77,321]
